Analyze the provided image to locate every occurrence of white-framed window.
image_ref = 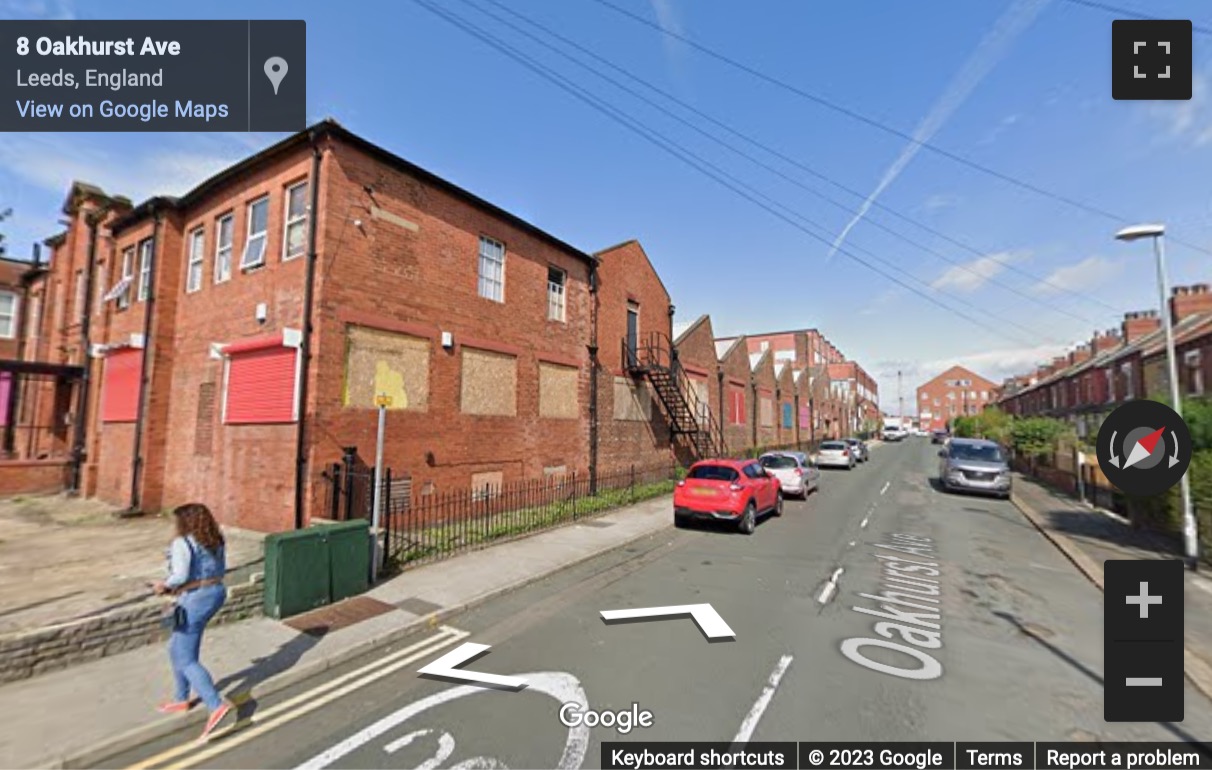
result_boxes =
[1185,349,1204,396]
[215,213,233,283]
[760,340,769,351]
[1120,362,1134,400]
[282,182,308,261]
[137,238,153,302]
[547,266,566,322]
[0,291,17,339]
[186,228,205,293]
[118,246,134,309]
[477,235,505,302]
[1105,369,1114,403]
[241,195,270,269]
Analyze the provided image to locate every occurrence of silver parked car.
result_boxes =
[759,452,821,498]
[843,437,868,463]
[937,438,1011,499]
[816,440,856,470]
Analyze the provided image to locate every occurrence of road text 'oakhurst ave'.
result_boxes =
[841,533,945,680]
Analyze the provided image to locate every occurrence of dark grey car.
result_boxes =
[843,437,868,463]
[937,438,1011,499]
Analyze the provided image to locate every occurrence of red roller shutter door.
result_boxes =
[102,348,142,422]
[225,345,297,424]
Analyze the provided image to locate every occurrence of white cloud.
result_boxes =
[860,288,900,315]
[647,0,686,72]
[1147,73,1212,148]
[0,134,258,201]
[1033,255,1122,295]
[930,251,1018,293]
[977,112,1022,145]
[824,0,1051,262]
[919,193,961,213]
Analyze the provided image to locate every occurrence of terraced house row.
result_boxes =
[999,283,1212,436]
[0,120,877,532]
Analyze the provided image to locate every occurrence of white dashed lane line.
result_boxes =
[817,567,845,604]
[731,654,794,745]
[880,481,890,495]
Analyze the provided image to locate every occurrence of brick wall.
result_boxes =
[595,241,673,473]
[752,352,778,448]
[673,315,723,456]
[0,459,68,496]
[307,137,594,508]
[915,365,999,432]
[0,576,263,684]
[718,338,752,455]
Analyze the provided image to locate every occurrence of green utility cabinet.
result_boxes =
[263,519,372,619]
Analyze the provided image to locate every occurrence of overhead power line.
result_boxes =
[1058,0,1212,36]
[408,0,1056,347]
[464,0,1117,322]
[587,0,1212,259]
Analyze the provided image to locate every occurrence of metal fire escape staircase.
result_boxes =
[625,331,726,460]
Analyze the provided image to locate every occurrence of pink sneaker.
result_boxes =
[197,702,233,742]
[156,699,198,714]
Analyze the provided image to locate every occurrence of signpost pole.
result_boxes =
[371,393,389,581]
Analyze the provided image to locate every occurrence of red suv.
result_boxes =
[673,459,783,534]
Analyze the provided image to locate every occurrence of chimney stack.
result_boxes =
[1122,310,1161,343]
[1171,284,1212,324]
[1091,327,1122,354]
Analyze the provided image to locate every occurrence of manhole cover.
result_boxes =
[285,595,398,636]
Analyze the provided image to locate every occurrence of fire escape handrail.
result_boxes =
[624,330,726,457]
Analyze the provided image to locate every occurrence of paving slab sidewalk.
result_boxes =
[0,495,674,770]
[1011,474,1212,702]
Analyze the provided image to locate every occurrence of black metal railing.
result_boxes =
[382,463,679,572]
[624,330,726,459]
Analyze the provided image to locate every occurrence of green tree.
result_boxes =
[952,415,979,438]
[1010,416,1070,459]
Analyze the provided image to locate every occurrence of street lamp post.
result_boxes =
[1116,223,1198,570]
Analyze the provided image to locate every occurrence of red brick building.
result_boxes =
[916,365,999,432]
[17,121,677,530]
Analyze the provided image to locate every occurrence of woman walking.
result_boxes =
[152,503,234,742]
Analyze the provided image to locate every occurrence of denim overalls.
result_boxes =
[168,536,227,710]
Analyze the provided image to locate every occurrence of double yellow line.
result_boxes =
[123,625,470,770]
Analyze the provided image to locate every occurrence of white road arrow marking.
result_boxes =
[417,643,528,690]
[600,603,735,640]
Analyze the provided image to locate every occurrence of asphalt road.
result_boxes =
[106,440,1212,770]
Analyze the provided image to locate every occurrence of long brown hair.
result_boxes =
[173,503,225,552]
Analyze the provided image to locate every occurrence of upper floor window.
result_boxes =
[118,246,134,309]
[0,291,17,339]
[215,213,233,283]
[137,238,153,301]
[186,228,205,293]
[547,266,566,322]
[241,196,270,270]
[760,341,769,351]
[1185,349,1204,396]
[283,182,308,261]
[477,236,505,302]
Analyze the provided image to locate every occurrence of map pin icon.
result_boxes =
[264,57,288,95]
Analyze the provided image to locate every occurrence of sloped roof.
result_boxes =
[715,338,742,360]
[749,352,764,369]
[1139,313,1212,357]
[674,314,710,345]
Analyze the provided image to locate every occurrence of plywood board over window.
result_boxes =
[760,397,774,427]
[539,362,578,418]
[344,325,430,410]
[462,347,517,416]
[613,376,651,421]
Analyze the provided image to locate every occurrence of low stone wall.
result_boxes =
[0,575,263,684]
[0,459,69,497]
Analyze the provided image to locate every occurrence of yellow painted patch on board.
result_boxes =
[374,361,408,409]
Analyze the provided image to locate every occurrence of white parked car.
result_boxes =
[816,440,856,469]
[758,452,821,498]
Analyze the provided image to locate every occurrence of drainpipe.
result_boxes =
[293,133,324,530]
[716,370,725,454]
[129,205,163,512]
[587,261,599,495]
[793,392,800,449]
[750,380,758,450]
[69,211,101,493]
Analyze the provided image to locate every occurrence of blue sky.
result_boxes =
[3,0,1212,413]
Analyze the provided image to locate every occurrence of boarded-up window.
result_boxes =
[729,386,745,425]
[344,326,429,410]
[613,376,651,421]
[689,376,709,421]
[471,470,503,500]
[194,381,216,456]
[101,348,142,422]
[539,362,578,418]
[760,397,774,427]
[799,404,811,428]
[782,402,793,429]
[461,348,517,415]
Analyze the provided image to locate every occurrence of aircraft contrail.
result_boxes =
[825,0,1052,262]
